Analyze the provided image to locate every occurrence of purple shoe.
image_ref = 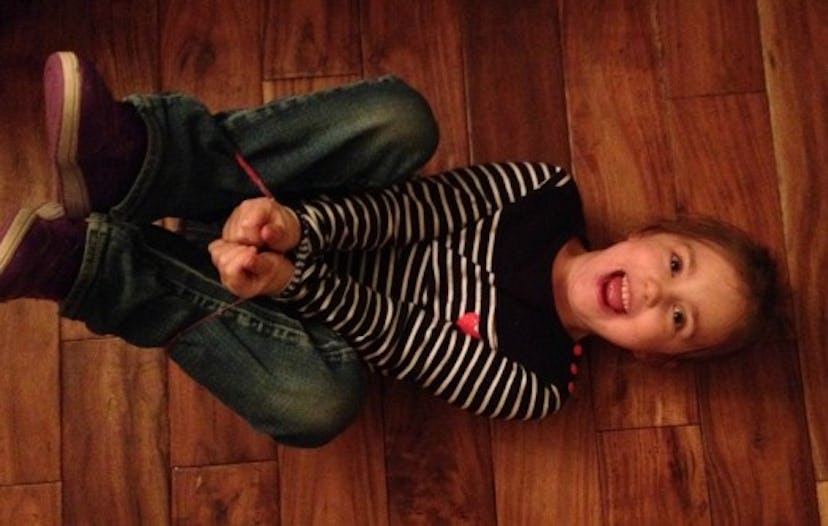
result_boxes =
[43,51,147,218]
[0,203,85,302]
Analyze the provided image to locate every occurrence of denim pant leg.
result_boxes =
[112,76,438,222]
[60,215,365,447]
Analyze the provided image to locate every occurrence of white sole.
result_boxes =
[53,52,90,218]
[0,203,65,275]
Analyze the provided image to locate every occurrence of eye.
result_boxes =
[670,253,683,275]
[672,306,686,330]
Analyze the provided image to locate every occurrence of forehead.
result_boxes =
[681,238,748,349]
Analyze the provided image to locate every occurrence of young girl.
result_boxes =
[0,52,777,445]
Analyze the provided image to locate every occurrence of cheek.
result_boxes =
[604,313,667,351]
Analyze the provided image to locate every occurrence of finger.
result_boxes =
[222,198,274,245]
[242,252,295,295]
[262,207,300,252]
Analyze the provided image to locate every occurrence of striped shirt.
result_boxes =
[280,162,584,420]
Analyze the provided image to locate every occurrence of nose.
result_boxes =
[643,277,662,308]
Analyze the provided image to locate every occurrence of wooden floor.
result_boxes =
[0,0,825,524]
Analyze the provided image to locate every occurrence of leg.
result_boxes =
[45,52,438,222]
[1,207,364,447]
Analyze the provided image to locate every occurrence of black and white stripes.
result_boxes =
[281,162,573,420]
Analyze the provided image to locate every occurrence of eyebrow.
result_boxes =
[682,242,699,341]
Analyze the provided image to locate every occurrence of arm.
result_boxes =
[280,249,565,420]
[298,162,567,254]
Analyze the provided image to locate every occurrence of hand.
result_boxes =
[208,239,295,298]
[222,197,301,252]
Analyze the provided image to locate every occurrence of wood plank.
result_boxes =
[172,462,280,525]
[462,2,600,523]
[669,94,788,261]
[361,0,468,172]
[277,379,388,526]
[491,378,600,525]
[361,2,497,523]
[0,483,61,526]
[61,339,170,525]
[463,0,570,165]
[599,426,711,525]
[263,0,361,78]
[757,0,828,480]
[668,91,818,524]
[160,0,281,467]
[168,361,279,467]
[0,45,61,486]
[591,350,698,430]
[697,341,818,525]
[562,0,698,430]
[263,77,388,526]
[658,0,765,98]
[0,302,60,485]
[261,72,361,99]
[383,382,496,526]
[160,0,263,110]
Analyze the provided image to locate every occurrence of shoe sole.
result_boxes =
[0,203,65,275]
[45,51,90,219]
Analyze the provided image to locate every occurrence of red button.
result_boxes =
[573,343,583,356]
[570,363,578,375]
[568,381,575,394]
[455,312,481,339]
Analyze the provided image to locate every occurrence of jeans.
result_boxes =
[59,76,438,447]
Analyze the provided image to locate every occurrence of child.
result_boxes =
[208,166,777,419]
[0,53,777,444]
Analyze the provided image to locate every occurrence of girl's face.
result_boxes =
[561,232,747,357]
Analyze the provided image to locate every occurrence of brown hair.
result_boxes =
[636,215,780,360]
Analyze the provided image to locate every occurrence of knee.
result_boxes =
[363,77,439,167]
[252,368,367,448]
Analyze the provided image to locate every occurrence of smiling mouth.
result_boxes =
[602,271,630,314]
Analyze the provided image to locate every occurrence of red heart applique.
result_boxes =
[456,312,481,339]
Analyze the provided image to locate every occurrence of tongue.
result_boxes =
[605,275,625,313]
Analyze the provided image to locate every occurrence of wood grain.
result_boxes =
[696,341,818,525]
[463,0,570,166]
[669,94,787,258]
[658,0,765,98]
[277,379,388,526]
[383,382,496,526]
[263,76,389,526]
[757,0,828,480]
[591,348,698,430]
[0,47,61,486]
[263,0,361,78]
[160,0,281,467]
[491,387,601,525]
[562,0,698,430]
[160,0,263,110]
[168,361,279,467]
[0,301,60,485]
[61,339,170,525]
[599,426,711,525]
[360,2,496,523]
[668,90,818,523]
[0,483,61,526]
[0,0,826,523]
[172,462,280,525]
[463,3,600,524]
[361,0,468,172]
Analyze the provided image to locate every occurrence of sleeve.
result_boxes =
[279,252,564,420]
[295,161,567,256]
